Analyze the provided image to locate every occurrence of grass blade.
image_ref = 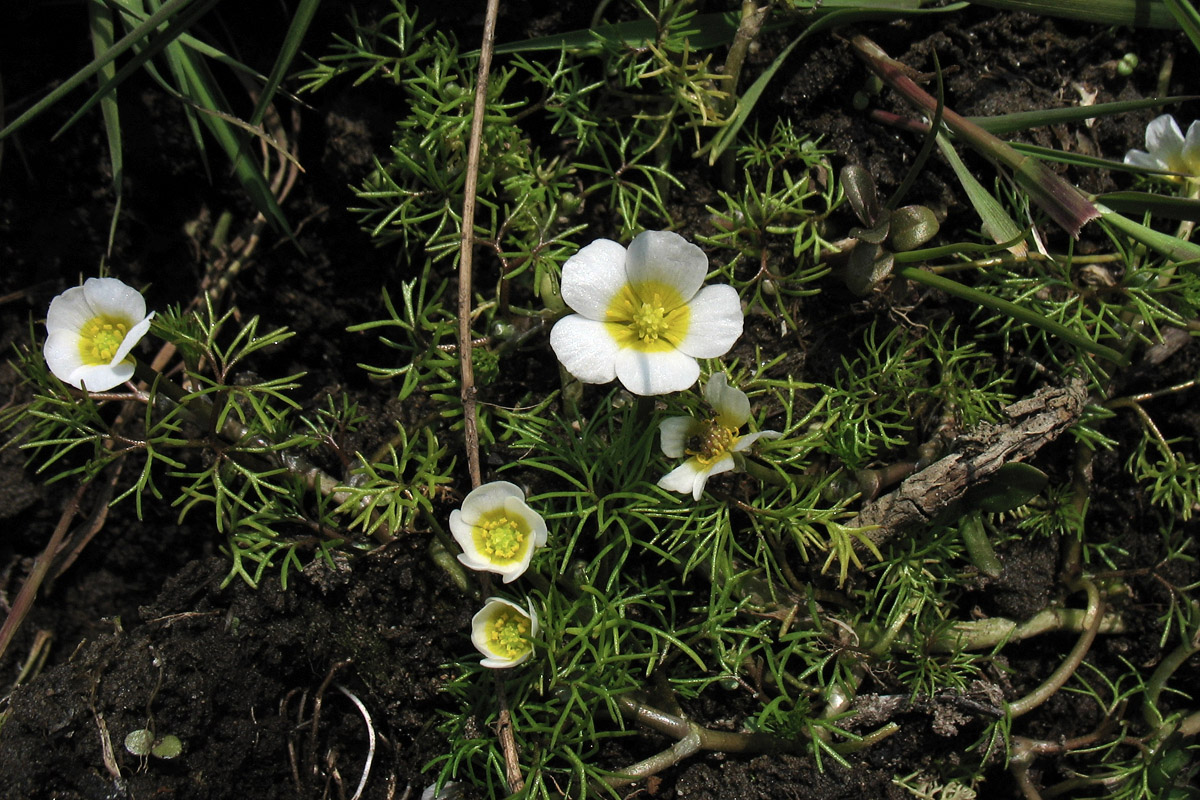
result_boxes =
[936,133,1028,255]
[967,0,1177,28]
[969,96,1200,135]
[89,0,124,257]
[0,0,197,141]
[248,0,322,127]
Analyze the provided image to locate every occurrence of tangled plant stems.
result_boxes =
[658,373,780,500]
[1124,114,1200,179]
[449,481,548,583]
[43,277,155,391]
[550,230,743,396]
[471,597,538,668]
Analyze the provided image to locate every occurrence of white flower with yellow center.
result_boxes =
[549,231,743,396]
[1125,115,1200,180]
[471,597,539,669]
[450,481,548,583]
[43,277,155,392]
[657,373,780,501]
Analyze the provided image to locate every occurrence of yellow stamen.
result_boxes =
[606,280,689,352]
[78,315,132,366]
[474,513,528,563]
[685,420,737,466]
[487,609,531,660]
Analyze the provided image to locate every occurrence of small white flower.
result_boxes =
[450,481,548,583]
[549,231,743,396]
[471,596,538,669]
[1124,114,1200,179]
[42,277,154,392]
[657,373,780,501]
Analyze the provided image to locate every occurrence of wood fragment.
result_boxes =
[849,376,1089,550]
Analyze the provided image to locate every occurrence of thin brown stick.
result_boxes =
[457,0,502,491]
[0,483,87,664]
[460,0,524,792]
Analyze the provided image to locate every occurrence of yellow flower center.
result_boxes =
[685,420,738,466]
[78,315,132,366]
[474,512,528,563]
[487,608,532,660]
[606,280,690,352]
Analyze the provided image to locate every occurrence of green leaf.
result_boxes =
[968,96,1200,135]
[936,133,1028,255]
[970,463,1049,514]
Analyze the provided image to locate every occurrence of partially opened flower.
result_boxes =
[550,231,743,396]
[1124,114,1200,180]
[658,373,780,500]
[43,277,155,392]
[450,481,548,583]
[471,596,538,668]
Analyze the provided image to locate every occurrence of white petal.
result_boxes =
[625,231,708,302]
[550,315,620,385]
[71,362,134,392]
[504,495,548,548]
[1146,115,1185,165]
[82,277,148,321]
[658,459,709,498]
[559,239,629,320]
[1184,121,1200,174]
[112,311,155,364]
[459,481,525,525]
[614,347,699,396]
[705,373,750,428]
[1124,150,1166,170]
[45,286,94,334]
[659,415,704,458]
[675,284,743,359]
[730,430,782,452]
[43,330,87,387]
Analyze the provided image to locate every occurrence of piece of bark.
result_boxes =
[849,376,1089,550]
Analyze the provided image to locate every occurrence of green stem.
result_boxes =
[897,266,1129,365]
[1008,577,1103,718]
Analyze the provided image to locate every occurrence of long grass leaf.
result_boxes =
[969,96,1200,135]
[1162,0,1200,51]
[1092,191,1200,222]
[55,0,221,141]
[896,266,1129,365]
[248,0,322,127]
[89,0,123,257]
[0,0,196,141]
[1096,205,1200,262]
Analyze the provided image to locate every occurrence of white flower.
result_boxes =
[471,597,538,669]
[549,231,743,396]
[43,277,155,392]
[1124,114,1200,179]
[450,481,548,583]
[657,373,780,500]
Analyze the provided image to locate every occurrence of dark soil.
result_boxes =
[2,3,1198,799]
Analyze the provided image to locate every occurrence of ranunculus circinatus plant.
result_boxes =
[43,277,155,392]
[471,596,538,669]
[550,230,743,396]
[658,373,780,500]
[450,481,548,583]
